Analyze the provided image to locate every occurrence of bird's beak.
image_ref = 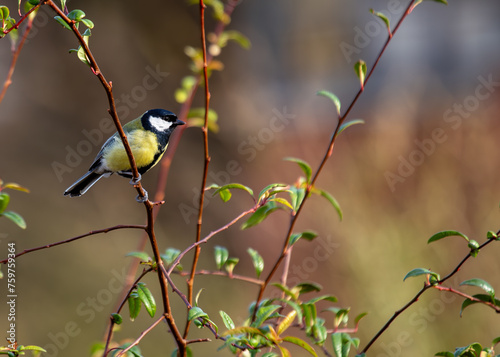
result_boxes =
[176,119,186,126]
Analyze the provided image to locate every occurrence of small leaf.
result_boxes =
[195,288,204,306]
[2,211,26,229]
[212,183,254,200]
[18,346,46,353]
[277,310,297,335]
[161,248,181,266]
[460,294,500,316]
[272,283,299,301]
[337,119,365,136]
[241,201,282,230]
[54,15,72,30]
[268,197,294,211]
[111,313,122,325]
[214,246,229,270]
[434,352,454,357]
[313,188,342,220]
[0,193,10,213]
[0,5,10,20]
[354,312,368,325]
[331,332,343,357]
[136,282,156,318]
[460,278,495,298]
[224,257,239,275]
[258,183,288,202]
[428,230,469,243]
[317,90,341,117]
[306,295,338,304]
[188,306,208,321]
[67,9,85,21]
[247,248,264,278]
[289,231,318,246]
[81,18,94,29]
[354,60,367,90]
[218,30,251,50]
[370,9,391,35]
[219,310,235,330]
[3,183,29,193]
[251,304,281,327]
[487,231,498,240]
[128,292,141,321]
[125,251,151,262]
[282,336,318,356]
[284,157,312,183]
[403,268,440,282]
[295,282,322,294]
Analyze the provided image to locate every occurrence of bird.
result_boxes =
[64,109,184,201]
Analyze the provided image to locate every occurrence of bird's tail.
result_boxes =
[64,171,103,197]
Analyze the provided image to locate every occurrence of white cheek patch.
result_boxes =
[150,116,173,132]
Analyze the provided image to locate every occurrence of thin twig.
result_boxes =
[174,269,264,286]
[252,0,419,321]
[0,6,36,104]
[184,0,211,339]
[115,315,166,357]
[0,225,145,264]
[103,268,153,355]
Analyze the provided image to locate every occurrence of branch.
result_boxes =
[115,315,166,357]
[252,0,419,321]
[0,6,37,104]
[361,235,499,353]
[0,225,145,264]
[184,0,211,339]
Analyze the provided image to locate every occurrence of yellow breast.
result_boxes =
[103,130,159,172]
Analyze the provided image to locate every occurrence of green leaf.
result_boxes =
[67,9,85,21]
[125,251,151,262]
[2,211,26,229]
[195,288,204,307]
[81,18,94,29]
[110,313,122,325]
[318,188,342,220]
[288,185,306,212]
[76,45,90,66]
[54,15,72,30]
[354,60,367,89]
[128,292,141,321]
[242,201,282,230]
[487,231,498,240]
[284,157,312,183]
[188,306,208,321]
[224,257,239,275]
[317,90,341,117]
[295,282,322,294]
[403,268,440,282]
[0,193,10,213]
[60,0,66,10]
[337,119,365,136]
[460,278,495,298]
[258,183,288,202]
[434,352,454,357]
[247,248,264,278]
[289,231,318,246]
[211,183,254,200]
[370,9,391,34]
[268,197,294,211]
[428,230,469,243]
[0,5,10,20]
[282,336,318,356]
[453,343,482,357]
[492,336,500,347]
[272,283,299,301]
[219,310,235,330]
[161,248,181,266]
[214,246,229,270]
[136,282,156,318]
[354,312,368,325]
[331,332,343,357]
[306,295,338,304]
[218,30,251,49]
[187,107,219,133]
[251,304,281,327]
[18,345,47,353]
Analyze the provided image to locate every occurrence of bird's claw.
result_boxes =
[136,189,149,203]
[129,173,142,186]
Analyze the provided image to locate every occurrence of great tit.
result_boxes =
[64,109,184,199]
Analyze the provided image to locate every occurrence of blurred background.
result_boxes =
[1,0,500,356]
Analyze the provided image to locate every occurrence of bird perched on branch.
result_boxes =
[64,109,184,201]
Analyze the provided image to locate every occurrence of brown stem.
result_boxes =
[252,0,419,321]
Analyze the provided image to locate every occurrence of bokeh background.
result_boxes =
[1,0,500,356]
